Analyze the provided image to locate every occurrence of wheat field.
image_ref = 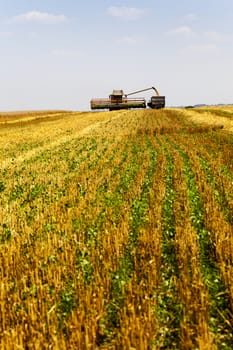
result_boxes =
[0,107,232,349]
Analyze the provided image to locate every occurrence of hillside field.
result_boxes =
[0,107,232,349]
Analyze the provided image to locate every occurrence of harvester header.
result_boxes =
[90,86,165,111]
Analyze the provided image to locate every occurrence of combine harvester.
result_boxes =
[90,86,165,111]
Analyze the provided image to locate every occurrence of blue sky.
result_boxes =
[0,0,233,110]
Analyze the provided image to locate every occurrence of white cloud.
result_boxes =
[11,11,67,24]
[169,26,193,35]
[107,6,145,20]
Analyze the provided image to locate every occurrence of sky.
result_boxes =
[0,0,233,111]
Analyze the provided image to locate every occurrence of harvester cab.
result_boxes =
[90,86,165,111]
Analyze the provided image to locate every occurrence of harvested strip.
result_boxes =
[177,108,233,132]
